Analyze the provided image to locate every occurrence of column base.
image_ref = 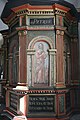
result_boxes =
[13,116,27,120]
[12,82,28,90]
[13,117,69,120]
[56,82,66,88]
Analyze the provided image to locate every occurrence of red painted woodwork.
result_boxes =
[19,32,27,83]
[56,32,64,86]
[0,1,79,120]
[12,4,70,13]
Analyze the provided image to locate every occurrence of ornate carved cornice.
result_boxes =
[3,13,18,25]
[6,87,68,95]
[66,12,78,22]
[12,4,54,16]
[2,3,70,27]
[12,3,70,17]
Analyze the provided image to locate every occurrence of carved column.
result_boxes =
[67,52,71,85]
[27,49,35,87]
[18,31,27,87]
[8,53,13,85]
[56,30,65,88]
[48,49,57,87]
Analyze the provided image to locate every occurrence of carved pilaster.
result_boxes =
[18,30,27,86]
[27,49,35,87]
[8,53,13,85]
[67,52,71,85]
[56,30,65,88]
[48,49,57,87]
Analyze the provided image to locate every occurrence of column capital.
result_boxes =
[18,30,27,36]
[56,30,64,36]
[27,49,35,55]
[61,31,64,36]
[48,49,57,55]
[56,30,60,35]
[71,38,78,42]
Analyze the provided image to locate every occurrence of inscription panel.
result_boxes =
[30,18,54,25]
[28,95,55,114]
[10,93,18,111]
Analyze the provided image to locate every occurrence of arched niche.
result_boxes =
[8,39,19,85]
[27,36,57,88]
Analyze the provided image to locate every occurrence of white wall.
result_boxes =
[0,0,8,31]
[0,0,7,14]
[65,0,80,8]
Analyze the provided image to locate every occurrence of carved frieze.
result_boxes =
[30,18,54,25]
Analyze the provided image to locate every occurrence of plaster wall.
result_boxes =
[0,0,8,31]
